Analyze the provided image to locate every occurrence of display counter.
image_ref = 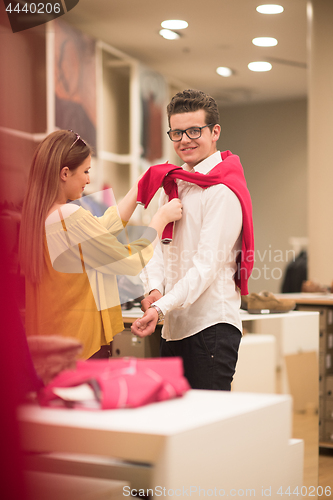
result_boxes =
[19,390,303,498]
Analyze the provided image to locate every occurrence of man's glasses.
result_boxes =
[167,124,214,142]
[68,130,87,150]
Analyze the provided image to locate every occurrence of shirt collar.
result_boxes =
[183,151,222,175]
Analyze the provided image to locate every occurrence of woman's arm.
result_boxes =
[49,198,182,278]
[116,183,138,223]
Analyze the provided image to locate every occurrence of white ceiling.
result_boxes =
[65,0,308,106]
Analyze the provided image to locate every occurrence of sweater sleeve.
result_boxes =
[139,190,168,295]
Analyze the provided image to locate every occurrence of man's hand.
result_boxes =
[131,308,158,338]
[141,289,162,312]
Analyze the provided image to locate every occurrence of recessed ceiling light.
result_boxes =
[161,20,188,30]
[256,4,284,14]
[248,61,272,72]
[252,37,278,47]
[159,29,180,40]
[216,67,233,77]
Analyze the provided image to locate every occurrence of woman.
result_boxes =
[19,130,182,359]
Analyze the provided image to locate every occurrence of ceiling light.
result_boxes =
[216,67,233,77]
[252,37,278,47]
[161,20,188,30]
[159,29,180,40]
[248,61,272,72]
[256,4,284,14]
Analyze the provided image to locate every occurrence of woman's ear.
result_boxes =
[60,166,69,182]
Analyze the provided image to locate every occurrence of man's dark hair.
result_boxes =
[167,89,220,128]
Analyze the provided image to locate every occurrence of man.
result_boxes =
[131,89,253,391]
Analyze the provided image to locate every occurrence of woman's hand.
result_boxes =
[145,198,182,240]
[158,198,183,225]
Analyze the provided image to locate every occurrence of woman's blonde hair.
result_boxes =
[19,130,92,284]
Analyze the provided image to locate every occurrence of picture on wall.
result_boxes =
[54,20,97,151]
[140,65,167,166]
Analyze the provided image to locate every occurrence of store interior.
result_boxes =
[0,0,333,498]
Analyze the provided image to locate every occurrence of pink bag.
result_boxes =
[38,357,190,410]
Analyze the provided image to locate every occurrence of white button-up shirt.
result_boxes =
[142,151,243,340]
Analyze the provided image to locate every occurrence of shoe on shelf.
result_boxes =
[301,280,330,294]
[246,291,296,314]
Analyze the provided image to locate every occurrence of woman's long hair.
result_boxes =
[19,130,92,284]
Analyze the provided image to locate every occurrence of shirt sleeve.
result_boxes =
[47,208,157,277]
[140,238,165,295]
[94,206,126,235]
[153,185,243,314]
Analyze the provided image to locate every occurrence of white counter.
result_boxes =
[18,390,302,498]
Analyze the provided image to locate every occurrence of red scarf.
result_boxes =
[137,151,254,294]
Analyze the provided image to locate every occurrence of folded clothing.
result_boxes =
[27,335,83,386]
[38,357,190,410]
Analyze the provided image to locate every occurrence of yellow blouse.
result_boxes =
[25,206,154,359]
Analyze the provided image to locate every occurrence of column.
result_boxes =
[308,0,333,284]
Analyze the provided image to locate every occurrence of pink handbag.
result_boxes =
[38,357,190,410]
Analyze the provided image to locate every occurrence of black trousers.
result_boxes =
[160,323,242,391]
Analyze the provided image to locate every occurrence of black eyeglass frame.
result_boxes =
[167,123,215,142]
[68,130,87,150]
